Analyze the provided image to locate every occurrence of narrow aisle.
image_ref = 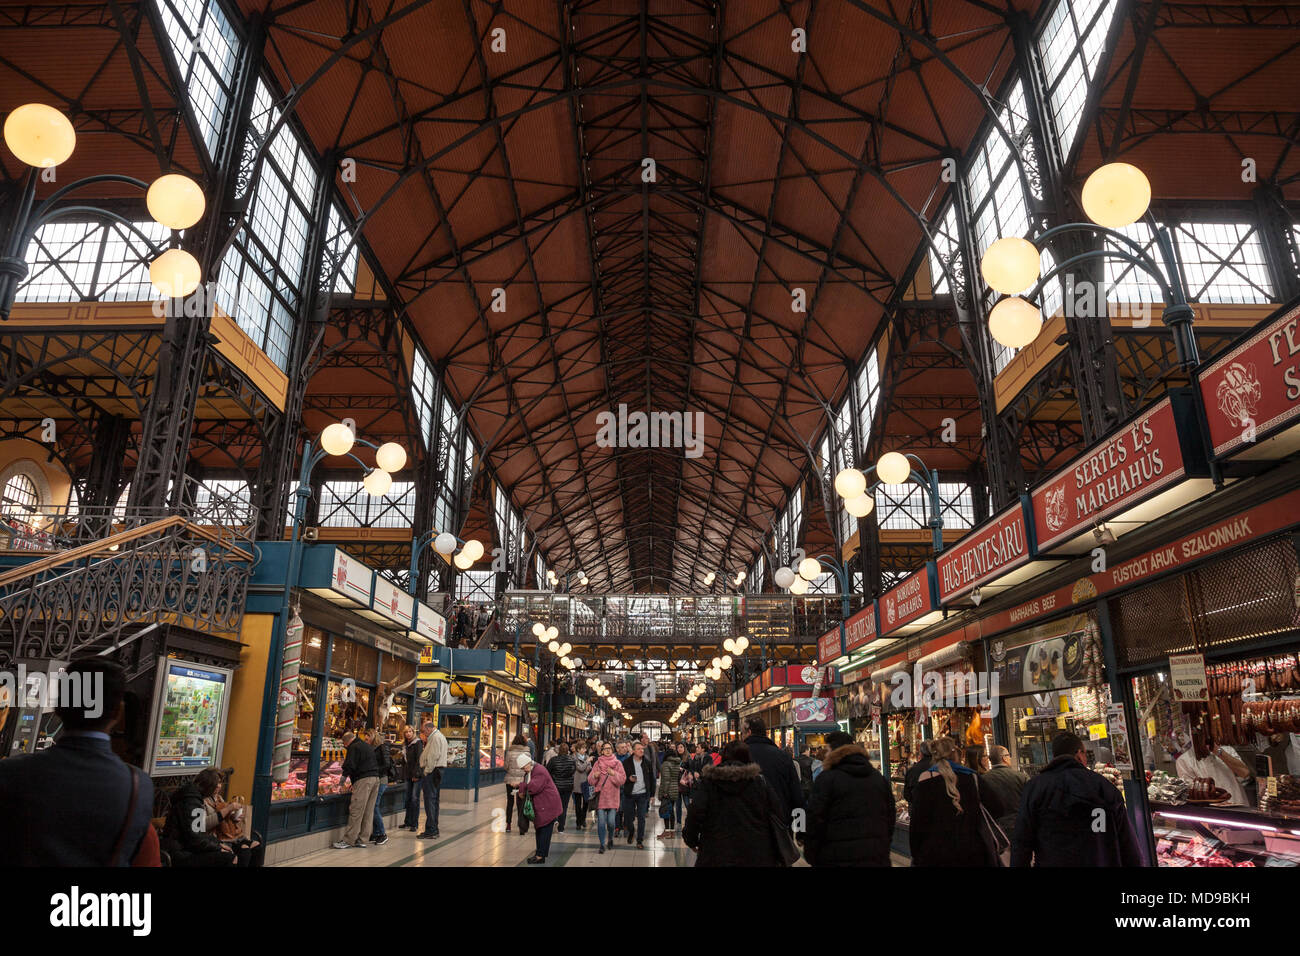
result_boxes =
[275,797,699,867]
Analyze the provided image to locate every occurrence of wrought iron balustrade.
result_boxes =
[498,591,859,645]
[0,503,254,670]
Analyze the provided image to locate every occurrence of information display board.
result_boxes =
[145,660,234,775]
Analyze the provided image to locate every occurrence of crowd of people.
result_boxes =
[0,658,1144,868]
[484,715,1142,867]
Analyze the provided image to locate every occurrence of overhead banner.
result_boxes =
[844,603,879,653]
[879,564,936,635]
[1198,302,1300,459]
[373,576,415,629]
[936,501,1032,603]
[1030,396,1189,552]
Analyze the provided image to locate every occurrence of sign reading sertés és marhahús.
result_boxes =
[1169,652,1209,702]
[1031,397,1187,550]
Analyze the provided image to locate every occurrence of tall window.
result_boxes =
[1038,0,1119,161]
[193,479,253,525]
[925,204,963,296]
[856,350,881,448]
[154,0,241,158]
[411,348,438,450]
[1,473,40,518]
[967,79,1061,373]
[321,203,360,296]
[17,220,169,303]
[936,482,976,531]
[746,556,764,594]
[215,79,318,368]
[1174,222,1274,304]
[455,570,495,602]
[873,482,931,530]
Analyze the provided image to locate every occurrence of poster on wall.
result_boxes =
[1169,653,1208,702]
[793,697,834,724]
[987,620,1090,697]
[145,660,234,776]
[1105,702,1135,772]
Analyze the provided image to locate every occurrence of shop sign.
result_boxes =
[504,652,518,678]
[844,603,878,652]
[419,645,433,665]
[937,501,1032,603]
[330,549,374,605]
[1030,397,1187,552]
[879,565,936,635]
[373,577,415,629]
[1169,653,1209,702]
[817,627,842,662]
[979,486,1300,637]
[1198,302,1300,459]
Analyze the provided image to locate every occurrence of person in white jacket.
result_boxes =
[418,721,448,838]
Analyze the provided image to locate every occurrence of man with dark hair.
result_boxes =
[742,717,804,823]
[620,741,656,849]
[1011,732,1143,867]
[0,657,158,865]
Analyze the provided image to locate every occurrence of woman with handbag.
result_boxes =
[515,752,563,864]
[587,741,627,853]
[163,768,264,867]
[681,741,786,867]
[908,736,996,866]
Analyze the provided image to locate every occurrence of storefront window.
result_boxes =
[441,714,471,768]
[301,627,327,672]
[479,712,494,770]
[1133,649,1300,867]
[271,673,317,801]
[495,713,507,767]
[1005,684,1113,776]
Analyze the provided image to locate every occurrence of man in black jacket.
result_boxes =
[742,718,803,824]
[546,742,576,832]
[334,732,381,849]
[804,731,895,866]
[980,744,1028,839]
[0,658,156,866]
[400,724,423,830]
[1011,732,1143,867]
[620,741,656,848]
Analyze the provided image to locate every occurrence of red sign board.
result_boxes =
[844,603,879,652]
[1199,302,1300,459]
[879,565,935,635]
[979,485,1300,637]
[937,502,1032,603]
[817,628,841,662]
[1031,397,1187,551]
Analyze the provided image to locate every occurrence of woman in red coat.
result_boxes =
[515,752,563,864]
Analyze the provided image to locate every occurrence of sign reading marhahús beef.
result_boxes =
[1031,397,1186,551]
[1199,302,1300,459]
[880,566,934,635]
[936,502,1032,603]
[843,603,878,652]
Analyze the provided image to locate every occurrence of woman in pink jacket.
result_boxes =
[587,741,627,853]
[515,752,563,864]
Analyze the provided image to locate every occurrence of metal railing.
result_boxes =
[0,479,255,670]
[499,591,861,645]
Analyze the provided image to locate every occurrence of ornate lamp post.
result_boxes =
[1,103,207,316]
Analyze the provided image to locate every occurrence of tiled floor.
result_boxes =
[275,795,911,867]
[276,798,700,867]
